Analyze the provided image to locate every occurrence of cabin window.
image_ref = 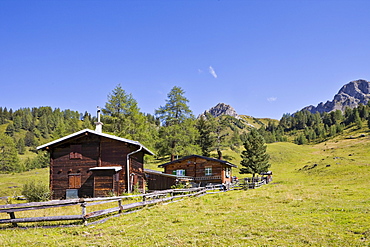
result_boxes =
[70,145,82,159]
[205,167,212,176]
[173,169,186,176]
[225,167,231,178]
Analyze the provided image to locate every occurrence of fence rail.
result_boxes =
[0,187,206,227]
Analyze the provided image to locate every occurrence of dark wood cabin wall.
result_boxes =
[49,134,148,198]
[163,157,231,184]
[146,173,177,191]
[50,135,100,199]
[100,138,145,193]
[164,158,224,177]
[100,138,130,194]
[130,152,145,191]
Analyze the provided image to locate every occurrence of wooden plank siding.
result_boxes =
[161,156,235,186]
[145,170,177,191]
[50,135,100,199]
[100,138,129,194]
[93,172,114,197]
[45,132,149,199]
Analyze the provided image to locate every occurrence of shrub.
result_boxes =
[22,180,51,202]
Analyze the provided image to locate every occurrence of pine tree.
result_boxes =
[24,131,36,147]
[155,86,199,161]
[16,138,26,155]
[13,116,21,132]
[5,123,15,136]
[0,134,20,173]
[229,129,242,151]
[155,86,193,126]
[195,114,215,157]
[103,84,156,148]
[240,128,270,178]
[82,115,94,129]
[38,115,50,139]
[212,116,229,159]
[354,109,362,129]
[295,133,308,145]
[54,121,67,138]
[102,84,135,133]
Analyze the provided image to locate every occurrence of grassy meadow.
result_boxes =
[0,168,49,198]
[0,134,369,246]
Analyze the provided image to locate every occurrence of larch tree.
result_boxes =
[212,116,230,160]
[240,128,270,178]
[0,133,20,173]
[195,113,216,157]
[155,86,200,161]
[102,84,156,149]
[5,123,15,136]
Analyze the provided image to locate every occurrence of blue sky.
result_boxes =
[1,0,370,120]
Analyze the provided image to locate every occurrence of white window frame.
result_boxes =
[176,169,186,176]
[205,167,212,176]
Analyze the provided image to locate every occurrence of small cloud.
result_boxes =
[198,69,203,74]
[267,97,277,102]
[209,66,218,79]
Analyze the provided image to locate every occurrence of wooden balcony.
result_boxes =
[193,175,222,181]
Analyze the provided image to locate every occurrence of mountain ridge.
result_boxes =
[302,79,370,114]
[202,103,241,119]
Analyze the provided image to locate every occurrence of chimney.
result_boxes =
[95,106,103,133]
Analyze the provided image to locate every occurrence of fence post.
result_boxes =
[118,199,123,214]
[81,202,87,226]
[7,212,17,227]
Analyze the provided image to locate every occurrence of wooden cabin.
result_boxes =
[158,155,237,186]
[37,129,153,199]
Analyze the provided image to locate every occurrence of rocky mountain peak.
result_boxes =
[203,103,240,119]
[303,79,370,114]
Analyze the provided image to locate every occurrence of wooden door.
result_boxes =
[68,174,81,189]
[93,175,114,197]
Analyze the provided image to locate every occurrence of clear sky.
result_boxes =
[1,0,370,120]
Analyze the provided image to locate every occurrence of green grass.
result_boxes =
[0,135,369,246]
[0,168,49,199]
[240,115,278,129]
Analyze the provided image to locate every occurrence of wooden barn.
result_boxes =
[144,169,179,191]
[158,155,237,186]
[37,128,153,199]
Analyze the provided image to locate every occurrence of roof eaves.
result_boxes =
[37,129,154,155]
[158,154,237,168]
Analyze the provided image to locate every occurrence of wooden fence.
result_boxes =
[243,177,267,189]
[204,179,266,191]
[0,187,206,227]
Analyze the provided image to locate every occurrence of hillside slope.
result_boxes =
[0,134,369,246]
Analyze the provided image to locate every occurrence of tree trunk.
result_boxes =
[171,141,176,161]
[217,149,222,160]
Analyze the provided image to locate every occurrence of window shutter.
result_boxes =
[70,145,82,159]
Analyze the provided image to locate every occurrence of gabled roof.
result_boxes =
[37,129,154,155]
[158,154,237,168]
